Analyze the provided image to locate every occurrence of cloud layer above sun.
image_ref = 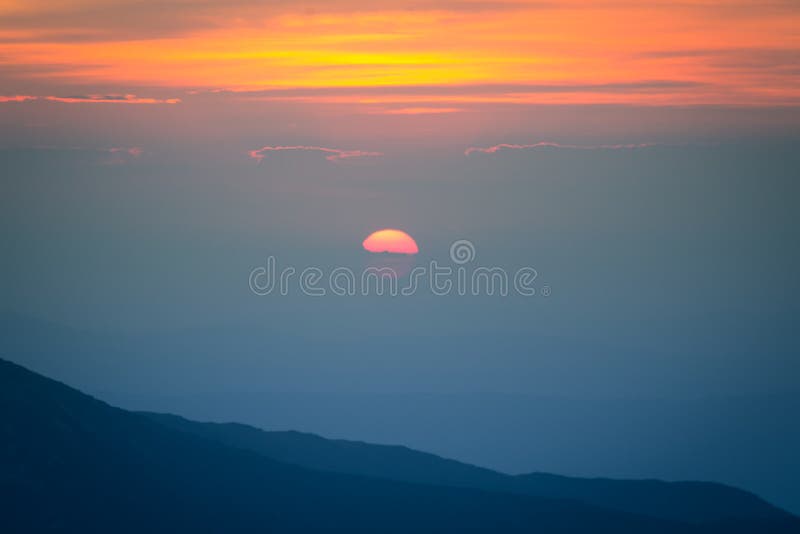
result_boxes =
[249,145,383,163]
[1,0,798,107]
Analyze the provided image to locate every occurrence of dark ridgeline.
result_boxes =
[1,357,797,533]
[142,412,793,524]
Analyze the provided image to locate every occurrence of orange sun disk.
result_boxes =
[362,229,419,254]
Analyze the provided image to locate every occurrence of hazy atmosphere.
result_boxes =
[2,0,799,529]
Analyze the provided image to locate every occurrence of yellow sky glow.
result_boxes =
[0,1,798,106]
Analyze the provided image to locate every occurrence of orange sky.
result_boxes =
[1,0,798,106]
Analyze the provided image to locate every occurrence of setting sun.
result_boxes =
[362,229,419,254]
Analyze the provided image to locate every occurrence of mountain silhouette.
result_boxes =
[141,411,792,524]
[2,357,798,533]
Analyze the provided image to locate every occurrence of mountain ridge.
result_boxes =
[2,356,798,533]
[140,411,792,524]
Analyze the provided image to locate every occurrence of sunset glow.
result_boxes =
[1,1,798,107]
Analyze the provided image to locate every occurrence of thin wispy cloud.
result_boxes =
[104,147,143,165]
[0,95,37,103]
[12,145,145,165]
[45,94,181,104]
[368,107,464,115]
[1,94,180,104]
[107,147,143,156]
[248,145,383,163]
[464,141,660,156]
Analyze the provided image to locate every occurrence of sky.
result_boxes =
[2,0,799,105]
[1,0,799,514]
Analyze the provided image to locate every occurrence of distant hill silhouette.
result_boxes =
[1,357,798,533]
[142,412,793,524]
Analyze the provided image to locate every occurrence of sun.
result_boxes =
[362,229,419,254]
